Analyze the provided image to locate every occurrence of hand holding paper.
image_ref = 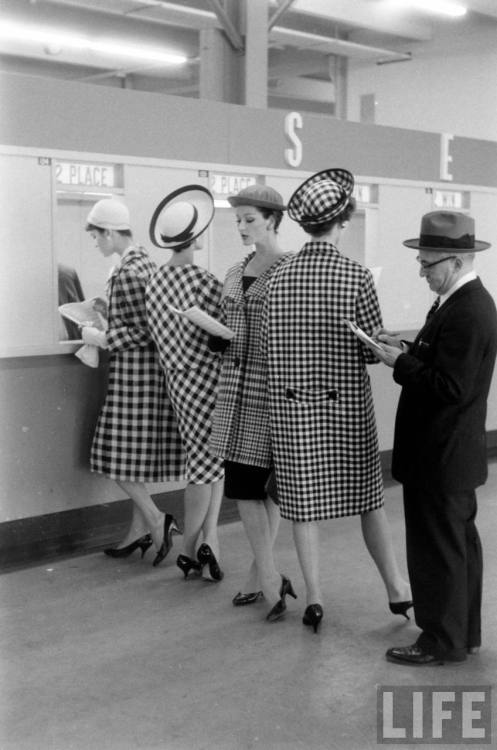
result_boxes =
[342,319,382,351]
[168,304,235,340]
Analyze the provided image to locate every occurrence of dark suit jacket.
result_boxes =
[392,278,497,492]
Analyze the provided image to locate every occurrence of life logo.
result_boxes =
[377,685,492,744]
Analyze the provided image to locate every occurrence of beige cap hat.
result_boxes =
[86,198,131,231]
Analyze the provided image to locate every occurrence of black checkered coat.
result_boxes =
[146,264,224,484]
[210,252,292,466]
[261,242,384,522]
[90,247,186,482]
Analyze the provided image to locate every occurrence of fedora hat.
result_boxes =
[228,184,286,211]
[287,168,354,226]
[149,185,214,249]
[403,211,490,252]
[86,198,131,231]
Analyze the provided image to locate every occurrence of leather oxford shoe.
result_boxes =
[386,644,444,666]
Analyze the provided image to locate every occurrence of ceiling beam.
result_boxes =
[268,0,296,31]
[205,0,244,52]
[288,0,432,41]
[270,27,412,61]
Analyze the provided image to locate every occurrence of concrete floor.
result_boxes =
[1,465,496,750]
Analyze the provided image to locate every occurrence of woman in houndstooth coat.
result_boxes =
[261,169,411,633]
[145,186,225,582]
[209,184,296,621]
[81,198,185,565]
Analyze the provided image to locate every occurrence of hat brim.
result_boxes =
[227,195,285,210]
[287,168,354,225]
[403,238,491,252]
[149,185,214,249]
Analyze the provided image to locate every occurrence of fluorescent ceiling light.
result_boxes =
[0,20,188,65]
[388,0,467,17]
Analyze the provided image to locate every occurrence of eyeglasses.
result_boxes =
[417,255,457,270]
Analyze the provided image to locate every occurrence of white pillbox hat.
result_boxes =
[86,198,131,231]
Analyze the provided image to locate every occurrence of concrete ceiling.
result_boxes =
[0,0,495,106]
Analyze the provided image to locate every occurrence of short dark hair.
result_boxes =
[301,197,356,237]
[258,207,284,232]
[85,223,132,238]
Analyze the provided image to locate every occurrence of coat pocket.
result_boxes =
[284,385,339,404]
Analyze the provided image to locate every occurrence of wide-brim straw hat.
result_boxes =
[149,185,214,249]
[287,168,354,226]
[403,210,490,252]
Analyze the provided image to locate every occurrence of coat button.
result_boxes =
[234,357,241,368]
[286,388,296,399]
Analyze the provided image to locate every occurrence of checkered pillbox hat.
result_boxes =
[287,168,354,227]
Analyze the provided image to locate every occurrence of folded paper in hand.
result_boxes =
[58,297,107,331]
[168,305,235,340]
[343,319,382,350]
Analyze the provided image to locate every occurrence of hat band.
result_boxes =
[160,206,198,243]
[420,232,475,249]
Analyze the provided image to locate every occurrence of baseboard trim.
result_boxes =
[2,430,497,572]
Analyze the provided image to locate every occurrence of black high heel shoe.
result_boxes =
[302,604,324,633]
[389,600,413,620]
[266,575,297,623]
[197,543,224,581]
[232,591,264,606]
[152,514,181,567]
[176,554,202,579]
[104,534,152,559]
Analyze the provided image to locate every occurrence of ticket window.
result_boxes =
[56,197,116,341]
[340,209,366,265]
[54,161,123,342]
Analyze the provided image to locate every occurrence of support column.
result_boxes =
[244,0,268,108]
[200,1,244,104]
[199,28,225,101]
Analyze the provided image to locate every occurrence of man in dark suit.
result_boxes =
[374,210,497,665]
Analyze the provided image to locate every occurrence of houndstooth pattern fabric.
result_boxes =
[261,242,384,522]
[90,247,186,482]
[146,264,224,484]
[209,252,293,467]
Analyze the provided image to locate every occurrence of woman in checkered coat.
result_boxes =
[262,169,411,633]
[209,184,296,621]
[145,186,225,582]
[81,198,184,565]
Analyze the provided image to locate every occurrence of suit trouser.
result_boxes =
[402,484,482,659]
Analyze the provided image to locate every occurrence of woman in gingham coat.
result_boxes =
[261,169,411,633]
[209,184,296,621]
[81,198,184,565]
[145,186,225,582]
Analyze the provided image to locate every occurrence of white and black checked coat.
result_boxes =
[146,264,224,484]
[209,252,292,467]
[261,242,384,522]
[90,247,186,482]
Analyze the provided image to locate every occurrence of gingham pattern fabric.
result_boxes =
[261,242,384,522]
[145,264,224,484]
[287,169,353,225]
[90,247,186,482]
[209,252,293,467]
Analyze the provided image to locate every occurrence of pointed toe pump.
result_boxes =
[389,600,413,620]
[152,514,181,567]
[302,604,324,634]
[104,534,152,559]
[232,591,264,606]
[266,575,297,623]
[176,554,202,579]
[197,543,224,581]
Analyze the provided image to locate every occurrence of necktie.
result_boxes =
[426,296,440,320]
